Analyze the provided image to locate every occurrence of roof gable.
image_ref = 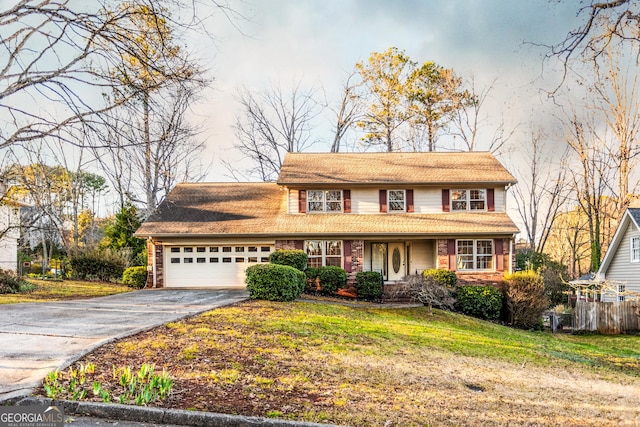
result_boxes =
[277,152,517,186]
[598,208,640,276]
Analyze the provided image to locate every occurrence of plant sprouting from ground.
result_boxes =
[43,362,171,405]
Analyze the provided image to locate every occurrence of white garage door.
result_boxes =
[164,244,273,288]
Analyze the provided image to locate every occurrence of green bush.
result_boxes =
[455,285,503,320]
[268,250,308,271]
[245,264,305,302]
[29,263,43,275]
[304,267,322,292]
[423,269,457,288]
[69,249,128,282]
[355,271,383,301]
[122,266,148,289]
[503,270,549,329]
[0,270,29,294]
[318,266,347,295]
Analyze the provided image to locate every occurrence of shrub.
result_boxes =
[417,275,456,312]
[245,264,305,302]
[69,249,128,282]
[455,285,503,320]
[503,270,549,329]
[122,266,148,289]
[423,269,457,288]
[29,263,43,275]
[355,271,383,301]
[0,270,28,294]
[304,267,322,292]
[268,250,308,271]
[318,266,347,295]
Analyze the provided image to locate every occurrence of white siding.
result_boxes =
[410,240,436,272]
[604,222,640,300]
[0,206,18,272]
[288,189,298,214]
[351,189,380,214]
[413,188,443,213]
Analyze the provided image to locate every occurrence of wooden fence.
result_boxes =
[573,301,640,334]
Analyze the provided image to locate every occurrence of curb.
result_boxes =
[16,397,341,427]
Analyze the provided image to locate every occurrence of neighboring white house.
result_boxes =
[0,184,23,273]
[596,208,640,302]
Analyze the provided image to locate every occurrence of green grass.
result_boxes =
[71,300,640,426]
[0,279,132,304]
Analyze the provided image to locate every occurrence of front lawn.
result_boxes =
[51,301,640,426]
[0,279,131,304]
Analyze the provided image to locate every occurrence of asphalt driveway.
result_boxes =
[0,289,248,400]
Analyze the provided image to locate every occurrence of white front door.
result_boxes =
[388,243,406,281]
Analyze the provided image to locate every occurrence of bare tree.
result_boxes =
[512,127,570,254]
[93,84,207,213]
[550,0,640,71]
[232,82,321,181]
[449,76,515,153]
[326,71,363,153]
[0,0,235,150]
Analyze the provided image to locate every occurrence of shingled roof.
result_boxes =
[277,152,517,186]
[136,182,519,237]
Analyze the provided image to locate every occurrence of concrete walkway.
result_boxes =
[0,289,248,400]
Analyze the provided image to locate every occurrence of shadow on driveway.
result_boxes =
[0,289,248,400]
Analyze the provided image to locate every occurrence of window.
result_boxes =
[388,190,406,212]
[451,190,486,211]
[222,247,231,252]
[235,246,244,252]
[261,247,270,252]
[210,257,219,263]
[632,237,640,262]
[210,247,219,252]
[248,257,258,263]
[197,257,206,263]
[307,190,343,212]
[248,246,258,252]
[170,258,180,263]
[196,247,205,253]
[261,257,269,262]
[306,240,342,268]
[456,240,493,271]
[222,257,231,263]
[184,257,193,263]
[170,247,180,253]
[183,247,193,253]
[618,284,626,302]
[235,257,244,263]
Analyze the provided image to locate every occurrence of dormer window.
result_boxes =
[308,190,342,213]
[451,189,486,211]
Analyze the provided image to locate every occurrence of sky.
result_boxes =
[186,0,584,181]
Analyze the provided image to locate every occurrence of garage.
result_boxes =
[163,244,274,288]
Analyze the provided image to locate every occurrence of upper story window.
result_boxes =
[631,236,640,263]
[451,189,486,211]
[388,190,405,212]
[308,190,342,213]
[456,239,493,271]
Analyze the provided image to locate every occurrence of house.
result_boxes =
[0,183,24,273]
[596,208,640,302]
[135,152,520,289]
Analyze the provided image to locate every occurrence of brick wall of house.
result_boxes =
[145,240,154,287]
[437,239,450,270]
[275,240,300,250]
[347,240,364,286]
[456,272,504,286]
[154,242,164,288]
